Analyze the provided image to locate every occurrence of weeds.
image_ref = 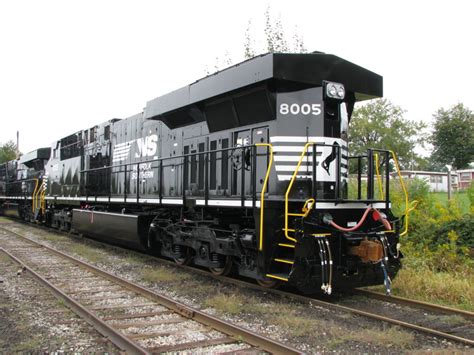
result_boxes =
[69,244,105,264]
[329,326,414,349]
[204,293,246,314]
[390,267,474,311]
[141,266,190,283]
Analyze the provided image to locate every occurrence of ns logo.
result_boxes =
[135,134,158,158]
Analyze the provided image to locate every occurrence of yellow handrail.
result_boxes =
[284,142,314,243]
[389,150,418,236]
[255,143,274,251]
[374,153,384,200]
[40,183,47,214]
[31,178,39,213]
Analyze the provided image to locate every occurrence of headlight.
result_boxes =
[324,81,345,100]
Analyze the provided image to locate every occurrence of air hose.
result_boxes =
[380,261,392,296]
[323,207,392,232]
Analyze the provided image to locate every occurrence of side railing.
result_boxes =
[80,143,275,251]
[283,144,415,242]
[80,144,273,208]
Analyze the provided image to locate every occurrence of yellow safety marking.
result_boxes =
[40,186,47,214]
[256,143,274,252]
[266,274,289,282]
[390,151,418,236]
[284,143,317,243]
[311,233,331,237]
[301,198,315,217]
[278,243,295,248]
[374,153,384,200]
[31,178,39,213]
[274,258,294,265]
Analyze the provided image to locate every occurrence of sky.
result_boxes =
[0,0,472,154]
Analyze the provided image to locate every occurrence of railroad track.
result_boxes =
[2,220,473,348]
[0,226,301,354]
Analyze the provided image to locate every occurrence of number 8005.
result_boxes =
[279,103,322,116]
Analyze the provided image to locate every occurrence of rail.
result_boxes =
[0,226,303,354]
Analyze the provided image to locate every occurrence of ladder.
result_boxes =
[265,142,316,282]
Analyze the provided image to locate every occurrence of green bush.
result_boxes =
[467,182,474,207]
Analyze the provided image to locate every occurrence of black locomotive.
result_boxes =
[0,52,415,294]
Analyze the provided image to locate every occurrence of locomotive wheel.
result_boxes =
[209,256,232,276]
[173,247,192,266]
[256,278,279,288]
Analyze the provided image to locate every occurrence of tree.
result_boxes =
[0,141,18,164]
[349,99,427,170]
[431,103,474,170]
[243,6,307,59]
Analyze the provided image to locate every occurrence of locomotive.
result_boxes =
[0,52,415,294]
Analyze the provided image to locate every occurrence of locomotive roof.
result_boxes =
[144,52,383,130]
[19,148,51,166]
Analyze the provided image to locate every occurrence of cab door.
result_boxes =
[231,129,251,196]
[252,126,269,195]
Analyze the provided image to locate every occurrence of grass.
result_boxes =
[430,191,470,214]
[68,243,106,264]
[266,303,323,337]
[122,251,147,266]
[389,267,474,311]
[329,326,415,349]
[42,233,66,243]
[140,266,190,283]
[270,313,316,337]
[203,293,247,315]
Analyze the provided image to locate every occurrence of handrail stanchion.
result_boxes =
[204,152,209,206]
[374,153,384,200]
[385,151,390,209]
[124,164,127,203]
[32,178,39,213]
[367,149,374,200]
[240,147,245,208]
[159,160,163,202]
[255,143,273,252]
[136,163,140,203]
[312,145,317,199]
[335,145,341,200]
[390,150,413,236]
[252,145,257,208]
[357,156,362,200]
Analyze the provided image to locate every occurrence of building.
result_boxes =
[455,168,474,190]
[391,170,459,192]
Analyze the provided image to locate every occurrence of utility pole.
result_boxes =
[446,164,452,200]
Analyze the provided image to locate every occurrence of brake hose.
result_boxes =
[326,207,392,232]
[327,206,372,232]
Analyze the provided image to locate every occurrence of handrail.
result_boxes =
[284,142,315,243]
[31,178,39,213]
[374,153,384,200]
[389,150,417,236]
[255,143,273,252]
[40,182,47,214]
[80,144,257,174]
